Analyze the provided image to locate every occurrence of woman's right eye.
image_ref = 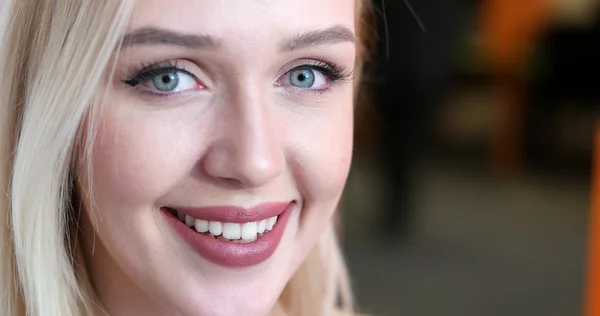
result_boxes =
[124,67,205,95]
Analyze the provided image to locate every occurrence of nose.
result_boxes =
[201,89,285,189]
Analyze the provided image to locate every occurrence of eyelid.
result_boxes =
[123,59,212,89]
[275,59,317,81]
[275,59,352,82]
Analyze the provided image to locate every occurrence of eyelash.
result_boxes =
[122,60,353,96]
[282,60,353,94]
[123,61,193,87]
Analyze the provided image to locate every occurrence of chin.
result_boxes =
[180,286,283,316]
[161,253,295,316]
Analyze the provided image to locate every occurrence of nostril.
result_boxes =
[220,177,245,189]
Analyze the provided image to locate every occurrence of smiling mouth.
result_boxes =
[164,208,280,244]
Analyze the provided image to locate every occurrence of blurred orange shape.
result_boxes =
[586,125,600,316]
[479,0,555,74]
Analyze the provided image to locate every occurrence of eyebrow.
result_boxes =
[121,27,220,49]
[280,25,356,51]
[120,25,356,51]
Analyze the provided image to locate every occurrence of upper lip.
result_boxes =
[164,201,293,223]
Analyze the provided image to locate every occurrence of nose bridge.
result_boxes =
[203,83,285,188]
[235,88,281,167]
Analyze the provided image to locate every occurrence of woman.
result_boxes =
[0,0,373,315]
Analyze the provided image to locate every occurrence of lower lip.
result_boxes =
[162,202,294,268]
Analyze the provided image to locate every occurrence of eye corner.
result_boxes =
[123,77,141,87]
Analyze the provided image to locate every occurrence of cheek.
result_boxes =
[90,109,198,209]
[284,96,353,268]
[291,98,354,203]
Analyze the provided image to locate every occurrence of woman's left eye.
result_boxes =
[278,67,329,90]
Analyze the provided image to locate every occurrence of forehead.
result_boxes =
[128,0,356,44]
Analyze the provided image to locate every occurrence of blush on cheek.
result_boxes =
[321,112,354,196]
[322,141,353,198]
[92,143,147,206]
[91,126,175,207]
[294,115,354,204]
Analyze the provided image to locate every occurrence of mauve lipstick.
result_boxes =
[162,201,294,268]
[168,202,290,223]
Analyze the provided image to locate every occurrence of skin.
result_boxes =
[80,1,356,315]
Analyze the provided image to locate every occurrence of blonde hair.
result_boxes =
[0,1,374,315]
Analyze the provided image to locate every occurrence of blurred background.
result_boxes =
[341,0,600,315]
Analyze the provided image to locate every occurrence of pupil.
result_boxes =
[290,68,314,88]
[153,72,179,91]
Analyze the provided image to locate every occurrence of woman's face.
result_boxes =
[82,1,356,315]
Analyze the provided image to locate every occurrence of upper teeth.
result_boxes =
[176,211,278,242]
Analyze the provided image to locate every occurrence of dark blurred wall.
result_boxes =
[371,0,465,237]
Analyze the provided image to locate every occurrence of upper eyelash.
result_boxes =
[122,61,189,87]
[285,60,353,83]
[282,61,353,95]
